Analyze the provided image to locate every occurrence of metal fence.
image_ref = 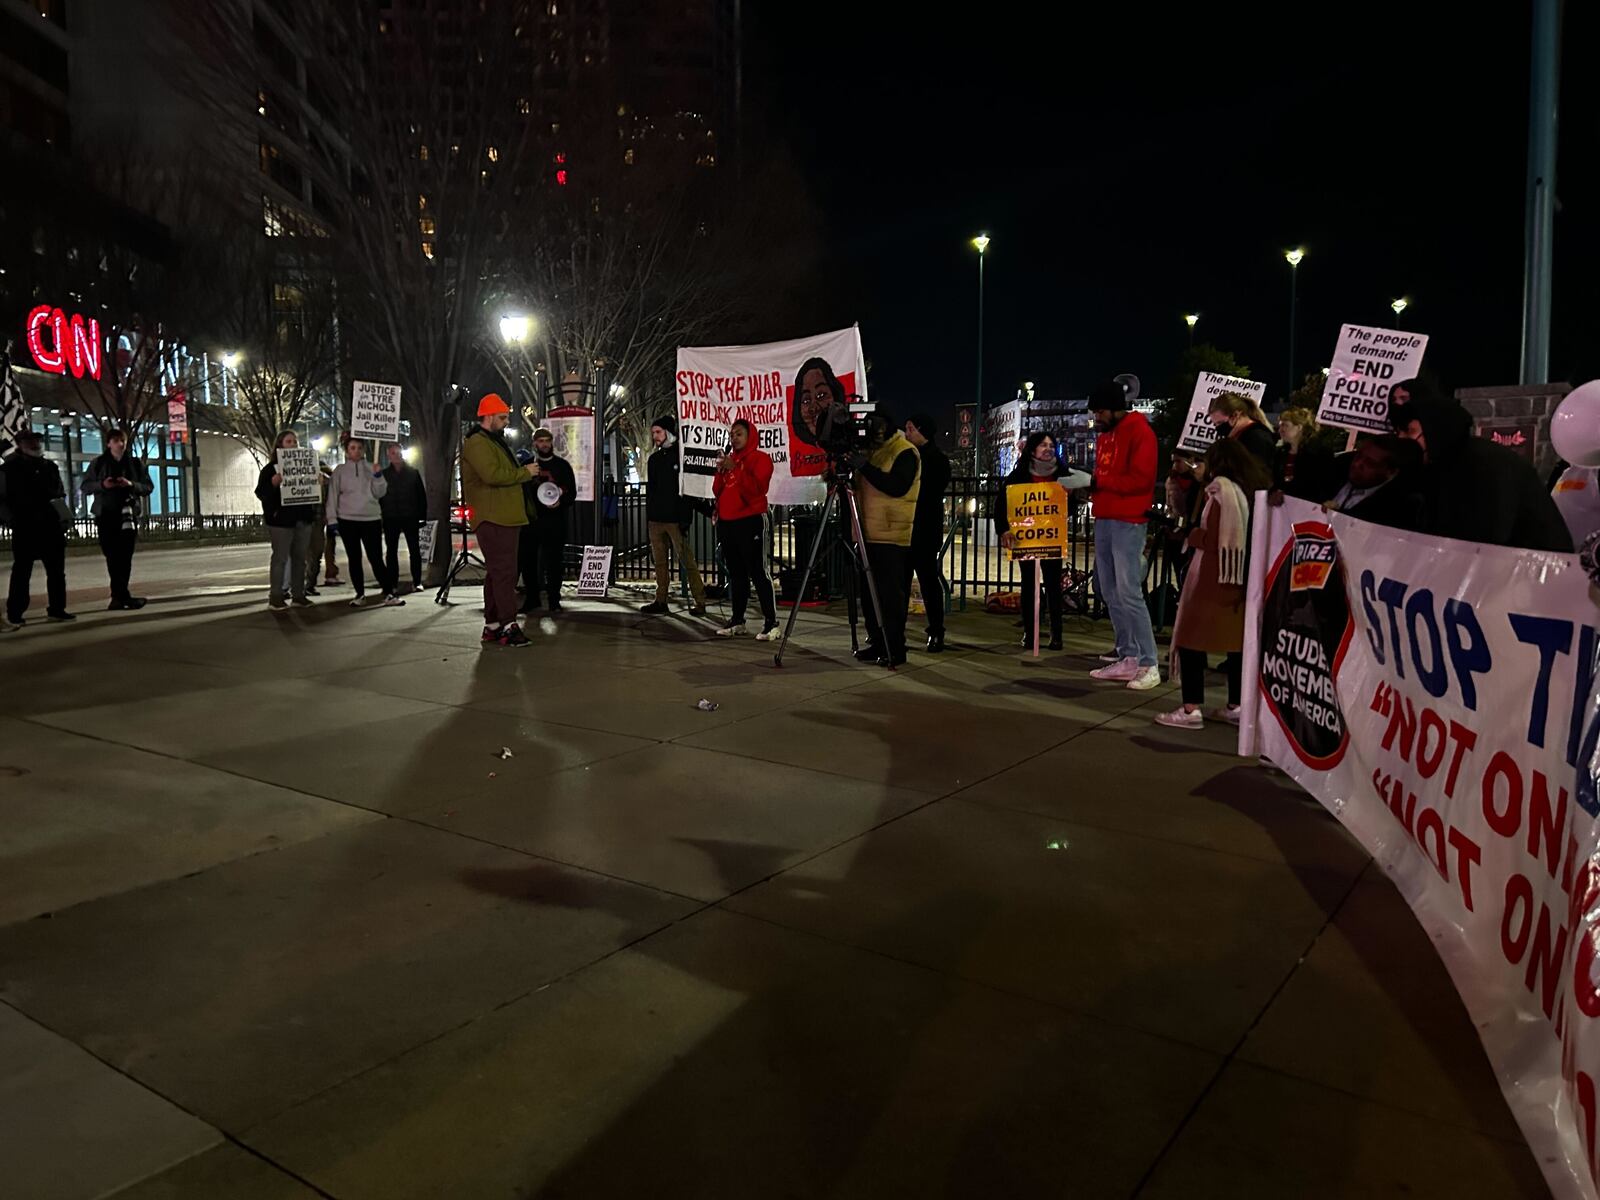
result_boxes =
[0,513,269,544]
[592,477,1180,628]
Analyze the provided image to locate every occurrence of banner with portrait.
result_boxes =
[675,325,866,506]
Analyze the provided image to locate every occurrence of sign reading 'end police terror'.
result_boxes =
[1005,482,1067,561]
[1317,324,1429,435]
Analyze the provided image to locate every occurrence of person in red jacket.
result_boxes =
[1087,379,1161,689]
[712,419,779,639]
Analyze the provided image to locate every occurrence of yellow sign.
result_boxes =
[1006,482,1067,560]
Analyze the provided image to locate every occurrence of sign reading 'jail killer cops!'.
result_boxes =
[1005,481,1067,560]
[1316,324,1429,435]
[350,380,402,442]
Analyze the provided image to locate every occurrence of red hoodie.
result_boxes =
[712,443,774,520]
[1092,410,1157,523]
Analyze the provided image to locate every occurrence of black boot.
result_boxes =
[926,630,946,653]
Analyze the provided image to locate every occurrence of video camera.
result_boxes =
[813,394,878,479]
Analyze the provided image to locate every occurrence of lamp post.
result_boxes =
[971,233,990,474]
[1184,313,1199,346]
[498,313,535,432]
[1390,297,1409,325]
[1284,248,1305,392]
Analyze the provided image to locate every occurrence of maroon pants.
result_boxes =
[476,521,522,627]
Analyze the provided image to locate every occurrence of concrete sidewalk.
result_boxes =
[0,569,1549,1199]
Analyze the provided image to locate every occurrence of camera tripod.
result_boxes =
[435,420,486,606]
[771,474,894,670]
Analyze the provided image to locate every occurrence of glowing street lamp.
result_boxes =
[1284,248,1305,387]
[499,313,533,344]
[1184,313,1199,345]
[972,233,990,471]
[1391,297,1409,317]
[220,351,241,370]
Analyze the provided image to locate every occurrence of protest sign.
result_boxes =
[1240,495,1600,1200]
[276,447,320,505]
[1004,482,1066,560]
[166,392,189,445]
[350,380,402,442]
[417,519,439,564]
[543,408,594,502]
[675,325,865,506]
[575,545,613,597]
[1316,325,1429,434]
[987,399,1023,477]
[1178,373,1267,454]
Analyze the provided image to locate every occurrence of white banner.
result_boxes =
[543,409,594,502]
[276,447,320,505]
[1178,373,1267,454]
[350,380,402,443]
[575,545,613,597]
[675,326,865,506]
[1241,495,1600,1200]
[417,519,439,564]
[1316,324,1429,434]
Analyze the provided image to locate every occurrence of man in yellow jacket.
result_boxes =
[461,394,538,647]
[852,412,921,666]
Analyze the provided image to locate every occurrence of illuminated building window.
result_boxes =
[421,241,434,260]
[419,217,435,235]
[623,148,634,166]
[555,169,567,186]
[419,144,429,161]
[487,145,499,162]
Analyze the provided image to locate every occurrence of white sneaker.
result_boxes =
[716,623,747,638]
[753,624,781,642]
[1126,665,1162,691]
[1090,657,1140,682]
[1155,706,1203,729]
[348,596,366,608]
[382,594,406,607]
[1209,705,1242,725]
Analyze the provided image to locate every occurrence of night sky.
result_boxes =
[746,3,1597,424]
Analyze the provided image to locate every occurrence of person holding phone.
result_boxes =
[326,435,402,607]
[712,419,778,639]
[81,428,153,611]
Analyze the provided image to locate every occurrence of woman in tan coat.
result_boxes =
[1155,439,1271,729]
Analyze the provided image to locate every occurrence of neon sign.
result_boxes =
[27,305,102,380]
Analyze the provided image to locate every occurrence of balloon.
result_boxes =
[1551,381,1600,468]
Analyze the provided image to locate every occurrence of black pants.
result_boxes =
[519,518,566,608]
[8,526,66,620]
[98,522,137,603]
[338,519,394,597]
[904,536,945,635]
[1179,648,1242,707]
[861,541,909,659]
[1021,558,1063,642]
[719,514,776,627]
[384,520,422,587]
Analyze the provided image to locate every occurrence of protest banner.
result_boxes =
[676,326,865,506]
[1240,495,1600,1200]
[1316,325,1429,435]
[543,407,594,502]
[1178,373,1267,454]
[350,380,402,442]
[276,447,320,505]
[417,519,439,565]
[1005,481,1066,560]
[575,545,613,597]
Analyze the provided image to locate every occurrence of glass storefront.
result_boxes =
[29,415,193,518]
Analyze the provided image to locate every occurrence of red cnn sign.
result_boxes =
[26,304,103,380]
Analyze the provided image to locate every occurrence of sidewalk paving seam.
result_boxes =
[1126,858,1377,1198]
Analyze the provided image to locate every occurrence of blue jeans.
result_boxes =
[1095,517,1157,667]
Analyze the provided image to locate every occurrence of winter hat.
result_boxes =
[1090,380,1128,412]
[533,427,554,440]
[652,413,678,436]
[477,393,510,416]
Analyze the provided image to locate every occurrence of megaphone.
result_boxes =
[1551,381,1600,468]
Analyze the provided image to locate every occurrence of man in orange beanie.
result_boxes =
[461,394,538,646]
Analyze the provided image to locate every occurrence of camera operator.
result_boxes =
[903,413,949,652]
[851,411,921,666]
[713,419,780,639]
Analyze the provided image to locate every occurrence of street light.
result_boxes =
[499,313,533,344]
[1184,313,1199,346]
[1284,248,1305,389]
[1391,297,1409,318]
[220,351,241,370]
[971,233,990,473]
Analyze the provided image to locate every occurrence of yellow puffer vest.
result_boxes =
[856,432,921,546]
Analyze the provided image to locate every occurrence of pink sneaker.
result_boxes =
[1090,657,1140,682]
[1155,706,1203,729]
